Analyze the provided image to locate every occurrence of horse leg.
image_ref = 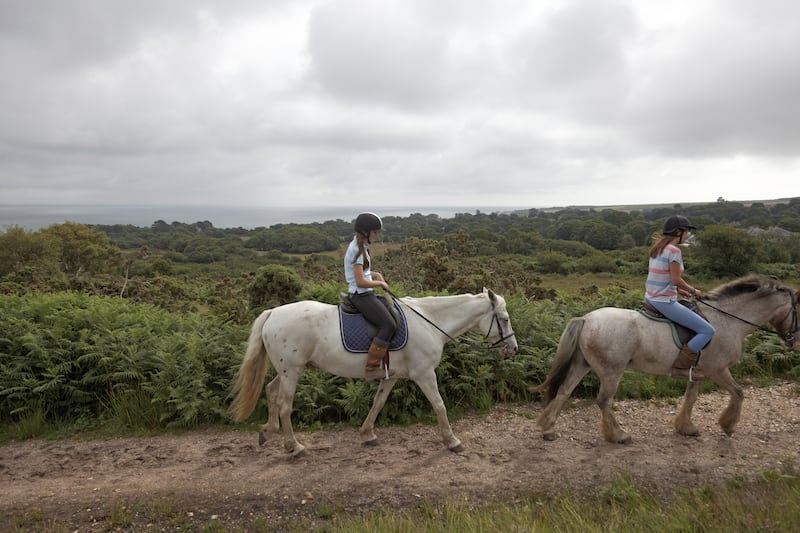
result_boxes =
[673,381,701,436]
[713,369,744,436]
[596,372,630,444]
[537,360,591,441]
[258,376,281,445]
[359,378,398,445]
[276,370,306,457]
[414,371,463,452]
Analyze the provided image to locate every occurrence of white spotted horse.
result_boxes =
[229,288,518,456]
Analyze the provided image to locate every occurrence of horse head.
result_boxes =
[708,275,800,349]
[770,285,799,349]
[481,288,518,357]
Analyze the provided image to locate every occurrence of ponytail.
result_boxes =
[351,233,370,270]
[649,232,676,258]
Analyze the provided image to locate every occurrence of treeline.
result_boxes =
[1,199,800,323]
[90,198,800,256]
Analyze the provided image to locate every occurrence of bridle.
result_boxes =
[483,305,516,349]
[385,289,515,350]
[697,288,799,347]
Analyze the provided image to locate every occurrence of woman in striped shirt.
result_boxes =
[645,215,715,381]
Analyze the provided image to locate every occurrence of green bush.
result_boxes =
[2,281,799,439]
[0,293,247,430]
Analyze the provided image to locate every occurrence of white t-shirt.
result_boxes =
[343,236,373,294]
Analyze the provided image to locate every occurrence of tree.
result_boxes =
[581,220,623,251]
[40,222,122,278]
[695,225,762,277]
[382,238,454,292]
[248,265,303,311]
[0,226,53,277]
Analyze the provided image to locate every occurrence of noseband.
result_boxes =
[781,290,799,346]
[484,307,516,349]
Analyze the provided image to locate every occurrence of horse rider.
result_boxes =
[644,215,716,381]
[344,212,397,380]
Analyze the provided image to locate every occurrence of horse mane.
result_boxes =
[704,274,787,301]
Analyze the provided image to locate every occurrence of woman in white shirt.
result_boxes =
[344,212,397,380]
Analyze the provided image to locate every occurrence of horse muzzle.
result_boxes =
[499,341,518,358]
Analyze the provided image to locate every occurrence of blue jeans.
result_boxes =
[645,298,715,352]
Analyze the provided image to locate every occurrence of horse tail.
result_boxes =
[228,309,273,422]
[528,317,585,405]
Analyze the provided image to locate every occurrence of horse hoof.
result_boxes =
[542,431,558,441]
[610,433,632,444]
[675,423,700,437]
[362,437,379,447]
[258,431,267,446]
[291,446,307,458]
[448,442,464,453]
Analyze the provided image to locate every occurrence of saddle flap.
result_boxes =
[640,299,708,349]
[339,293,359,314]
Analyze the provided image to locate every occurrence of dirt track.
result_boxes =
[2,382,799,530]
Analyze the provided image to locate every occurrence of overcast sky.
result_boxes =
[1,0,799,210]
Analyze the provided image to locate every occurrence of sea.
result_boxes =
[0,204,531,231]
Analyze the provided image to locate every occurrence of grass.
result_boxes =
[7,466,798,532]
[315,468,800,533]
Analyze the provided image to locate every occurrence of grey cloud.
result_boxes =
[0,0,797,209]
[624,3,800,157]
[510,1,636,121]
[307,0,448,109]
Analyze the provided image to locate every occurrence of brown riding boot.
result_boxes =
[671,344,704,381]
[365,338,394,381]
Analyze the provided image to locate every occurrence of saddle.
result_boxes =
[338,294,408,353]
[639,299,707,348]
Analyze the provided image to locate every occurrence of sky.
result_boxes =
[1,0,799,210]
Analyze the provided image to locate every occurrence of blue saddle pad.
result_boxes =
[338,300,408,353]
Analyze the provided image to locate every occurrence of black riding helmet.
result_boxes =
[662,215,696,235]
[354,212,383,237]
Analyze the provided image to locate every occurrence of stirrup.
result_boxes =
[671,365,705,382]
[675,366,704,382]
[365,366,395,381]
[688,366,703,383]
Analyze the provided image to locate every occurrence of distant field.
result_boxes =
[511,196,798,215]
[538,272,641,293]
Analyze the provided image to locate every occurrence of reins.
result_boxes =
[385,289,457,342]
[385,289,513,350]
[696,288,798,345]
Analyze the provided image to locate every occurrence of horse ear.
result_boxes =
[485,287,497,302]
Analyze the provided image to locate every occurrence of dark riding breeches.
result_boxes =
[349,291,397,341]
